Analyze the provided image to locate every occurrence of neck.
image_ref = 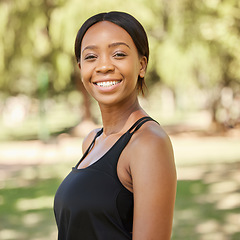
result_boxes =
[98,97,145,136]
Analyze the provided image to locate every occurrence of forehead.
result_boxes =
[81,21,135,49]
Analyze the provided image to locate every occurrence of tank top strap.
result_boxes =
[86,128,103,153]
[75,128,103,168]
[127,116,158,135]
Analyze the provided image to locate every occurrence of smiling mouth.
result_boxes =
[94,80,122,87]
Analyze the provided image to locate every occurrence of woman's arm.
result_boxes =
[129,128,177,240]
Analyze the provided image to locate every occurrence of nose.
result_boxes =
[95,56,114,73]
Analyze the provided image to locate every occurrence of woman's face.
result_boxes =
[79,21,147,106]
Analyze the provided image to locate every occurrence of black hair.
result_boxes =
[74,11,149,95]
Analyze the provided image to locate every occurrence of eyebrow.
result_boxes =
[109,42,130,49]
[82,42,130,53]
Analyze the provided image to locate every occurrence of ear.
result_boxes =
[139,56,147,78]
[77,62,83,82]
[78,62,81,70]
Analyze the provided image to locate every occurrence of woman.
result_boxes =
[54,11,177,240]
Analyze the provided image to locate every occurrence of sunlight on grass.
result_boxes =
[172,162,240,240]
[216,193,240,210]
[0,229,25,240]
[209,181,239,194]
[16,196,53,211]
[224,213,240,236]
[22,213,44,226]
[196,219,221,235]
[1,159,240,239]
[172,137,240,166]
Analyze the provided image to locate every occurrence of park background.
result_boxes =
[0,0,240,239]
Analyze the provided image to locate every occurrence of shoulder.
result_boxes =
[129,121,174,160]
[82,128,102,153]
[127,120,176,180]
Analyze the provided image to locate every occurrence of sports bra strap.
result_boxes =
[80,128,103,161]
[76,117,157,168]
[128,116,156,134]
[85,117,155,151]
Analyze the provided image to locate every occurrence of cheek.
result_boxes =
[79,69,93,94]
[124,61,140,84]
[120,57,139,76]
[80,65,91,82]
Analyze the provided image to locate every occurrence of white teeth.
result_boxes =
[96,81,121,87]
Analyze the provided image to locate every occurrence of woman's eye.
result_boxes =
[113,52,127,58]
[84,54,97,61]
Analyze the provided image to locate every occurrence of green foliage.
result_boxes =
[145,0,240,123]
[0,0,239,124]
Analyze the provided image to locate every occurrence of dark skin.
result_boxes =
[77,21,177,240]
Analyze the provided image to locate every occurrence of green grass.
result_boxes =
[0,163,71,240]
[0,161,240,240]
[173,162,240,240]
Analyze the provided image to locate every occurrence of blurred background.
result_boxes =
[0,0,240,239]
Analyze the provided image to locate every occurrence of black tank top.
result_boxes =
[54,117,156,240]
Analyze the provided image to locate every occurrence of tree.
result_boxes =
[145,0,240,127]
[1,0,239,128]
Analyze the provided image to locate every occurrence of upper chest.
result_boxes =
[78,133,125,169]
[77,132,133,192]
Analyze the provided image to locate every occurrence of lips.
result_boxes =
[94,80,122,87]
